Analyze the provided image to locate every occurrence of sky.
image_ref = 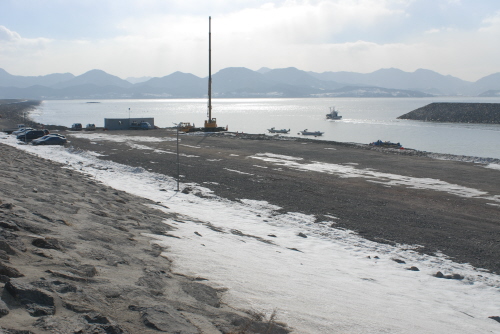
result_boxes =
[3,132,500,333]
[1,0,500,81]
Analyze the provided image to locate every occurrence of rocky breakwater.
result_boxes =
[397,102,500,124]
[0,143,290,334]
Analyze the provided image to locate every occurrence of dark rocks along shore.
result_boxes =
[398,102,500,123]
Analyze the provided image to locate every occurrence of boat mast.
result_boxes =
[207,16,212,122]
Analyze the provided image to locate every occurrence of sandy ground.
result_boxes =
[0,101,290,333]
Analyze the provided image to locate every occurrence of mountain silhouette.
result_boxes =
[1,67,499,99]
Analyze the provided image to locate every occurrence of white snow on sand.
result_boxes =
[486,163,500,171]
[67,133,200,157]
[67,132,175,143]
[251,153,500,203]
[2,135,500,334]
[223,168,254,175]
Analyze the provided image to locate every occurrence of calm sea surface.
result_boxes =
[30,97,500,159]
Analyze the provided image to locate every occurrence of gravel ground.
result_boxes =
[60,127,500,275]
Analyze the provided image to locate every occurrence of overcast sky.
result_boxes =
[1,0,500,81]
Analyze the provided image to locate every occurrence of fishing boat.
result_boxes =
[326,107,342,120]
[268,127,290,134]
[299,129,324,136]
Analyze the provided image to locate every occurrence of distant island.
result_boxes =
[398,103,500,124]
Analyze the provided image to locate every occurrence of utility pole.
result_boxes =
[176,125,180,192]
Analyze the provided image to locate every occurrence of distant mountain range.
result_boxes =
[1,67,500,100]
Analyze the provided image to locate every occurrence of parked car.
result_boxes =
[71,123,83,131]
[32,135,67,146]
[12,127,34,135]
[129,121,153,130]
[17,129,49,141]
[32,133,65,140]
[45,133,66,138]
[85,123,96,131]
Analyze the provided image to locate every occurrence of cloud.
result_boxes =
[424,27,456,34]
[0,26,50,52]
[0,1,416,77]
[479,11,500,33]
[2,0,500,81]
[0,25,21,42]
[0,26,54,76]
[111,0,408,44]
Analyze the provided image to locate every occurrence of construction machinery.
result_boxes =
[180,17,226,133]
[203,16,226,132]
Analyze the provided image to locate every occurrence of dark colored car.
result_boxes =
[71,123,83,131]
[45,133,66,138]
[32,135,67,146]
[129,121,152,130]
[17,130,49,141]
[12,127,34,135]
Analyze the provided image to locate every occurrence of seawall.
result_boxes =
[397,102,500,124]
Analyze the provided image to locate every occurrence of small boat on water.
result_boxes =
[299,129,324,136]
[326,107,342,120]
[268,127,290,134]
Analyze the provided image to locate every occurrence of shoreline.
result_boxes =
[4,99,500,165]
[0,99,41,128]
[218,131,500,165]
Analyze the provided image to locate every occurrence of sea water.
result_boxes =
[30,97,500,159]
